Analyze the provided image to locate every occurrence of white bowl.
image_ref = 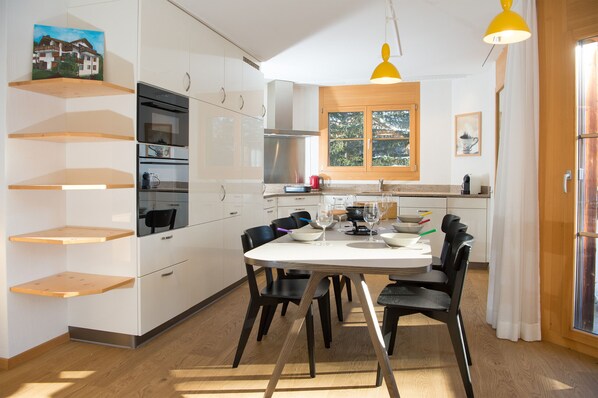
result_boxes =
[397,214,424,223]
[380,233,421,247]
[309,221,337,230]
[290,231,324,241]
[392,222,424,234]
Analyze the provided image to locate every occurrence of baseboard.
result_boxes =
[0,333,70,370]
[469,262,488,270]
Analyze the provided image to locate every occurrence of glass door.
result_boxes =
[575,36,598,334]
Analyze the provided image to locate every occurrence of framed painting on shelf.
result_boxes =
[32,24,104,81]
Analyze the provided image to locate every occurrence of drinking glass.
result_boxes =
[378,192,392,221]
[317,203,334,245]
[363,202,380,242]
[332,197,348,230]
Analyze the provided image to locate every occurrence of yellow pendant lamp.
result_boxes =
[483,0,531,44]
[370,43,402,84]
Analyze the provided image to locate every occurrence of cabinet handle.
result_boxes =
[168,204,180,207]
[220,185,226,201]
[239,95,245,110]
[294,208,306,211]
[161,271,174,277]
[220,87,226,104]
[295,197,305,201]
[161,235,173,240]
[229,211,239,216]
[185,72,191,92]
[262,104,266,118]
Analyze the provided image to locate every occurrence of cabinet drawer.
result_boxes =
[278,205,318,219]
[139,229,188,276]
[277,195,320,207]
[399,197,446,209]
[447,197,488,209]
[263,197,277,209]
[224,203,243,218]
[139,259,201,334]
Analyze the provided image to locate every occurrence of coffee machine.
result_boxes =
[461,174,471,195]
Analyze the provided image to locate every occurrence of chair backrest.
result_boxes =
[445,232,474,315]
[270,217,298,238]
[439,217,466,264]
[291,211,311,228]
[145,209,177,233]
[241,226,276,298]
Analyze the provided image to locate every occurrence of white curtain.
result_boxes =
[486,0,541,342]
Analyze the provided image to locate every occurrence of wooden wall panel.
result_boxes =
[538,0,598,356]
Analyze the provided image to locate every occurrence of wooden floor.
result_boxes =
[1,269,598,397]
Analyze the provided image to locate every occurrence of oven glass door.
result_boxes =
[138,99,189,147]
[138,149,189,237]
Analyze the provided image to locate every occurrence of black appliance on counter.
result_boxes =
[345,205,376,236]
[137,143,189,237]
[137,82,189,147]
[461,174,471,195]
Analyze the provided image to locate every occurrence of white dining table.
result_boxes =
[244,223,432,398]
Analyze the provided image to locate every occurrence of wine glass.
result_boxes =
[363,202,380,242]
[332,197,348,230]
[378,192,392,226]
[317,203,334,245]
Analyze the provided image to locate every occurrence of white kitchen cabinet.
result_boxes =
[399,197,447,256]
[277,195,321,219]
[139,0,192,95]
[242,57,265,118]
[138,228,189,277]
[263,197,277,224]
[447,198,488,262]
[189,21,226,105]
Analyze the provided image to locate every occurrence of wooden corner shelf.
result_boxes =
[8,78,134,98]
[8,168,135,190]
[10,271,134,298]
[8,132,134,142]
[9,226,134,245]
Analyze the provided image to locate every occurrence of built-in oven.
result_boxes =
[137,82,189,147]
[137,143,189,237]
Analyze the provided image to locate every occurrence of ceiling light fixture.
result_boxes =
[483,0,531,44]
[370,0,401,84]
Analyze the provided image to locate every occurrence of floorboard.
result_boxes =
[1,269,597,397]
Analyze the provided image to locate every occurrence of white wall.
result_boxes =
[304,69,497,189]
[5,0,70,358]
[451,64,496,192]
[0,0,8,359]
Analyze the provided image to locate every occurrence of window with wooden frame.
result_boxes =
[319,83,420,180]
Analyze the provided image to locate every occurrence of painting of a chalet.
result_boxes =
[32,24,104,80]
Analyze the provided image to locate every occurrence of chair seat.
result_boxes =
[388,269,448,285]
[262,278,330,301]
[286,269,311,278]
[377,284,450,312]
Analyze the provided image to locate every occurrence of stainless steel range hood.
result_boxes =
[265,80,319,137]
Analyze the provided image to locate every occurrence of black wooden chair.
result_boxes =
[375,232,475,398]
[291,210,312,227]
[387,221,472,366]
[430,214,462,270]
[145,209,176,234]
[233,226,332,378]
[271,216,353,322]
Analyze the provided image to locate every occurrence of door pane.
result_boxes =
[574,37,598,335]
[328,111,364,167]
[372,110,410,166]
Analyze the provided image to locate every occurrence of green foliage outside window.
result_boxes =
[329,111,364,166]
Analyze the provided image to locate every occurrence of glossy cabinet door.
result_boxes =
[139,0,191,95]
[242,58,265,118]
[399,197,447,256]
[189,21,226,105]
[138,228,189,276]
[222,215,246,287]
[189,99,227,225]
[447,198,488,262]
[224,41,244,112]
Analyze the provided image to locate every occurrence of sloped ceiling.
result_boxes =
[171,0,505,85]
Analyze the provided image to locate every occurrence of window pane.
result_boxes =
[328,112,364,139]
[372,110,411,166]
[372,110,410,139]
[575,37,598,335]
[372,140,410,166]
[329,139,363,166]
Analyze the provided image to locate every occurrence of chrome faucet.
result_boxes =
[378,179,384,192]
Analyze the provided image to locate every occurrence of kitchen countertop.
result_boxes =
[264,190,491,199]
